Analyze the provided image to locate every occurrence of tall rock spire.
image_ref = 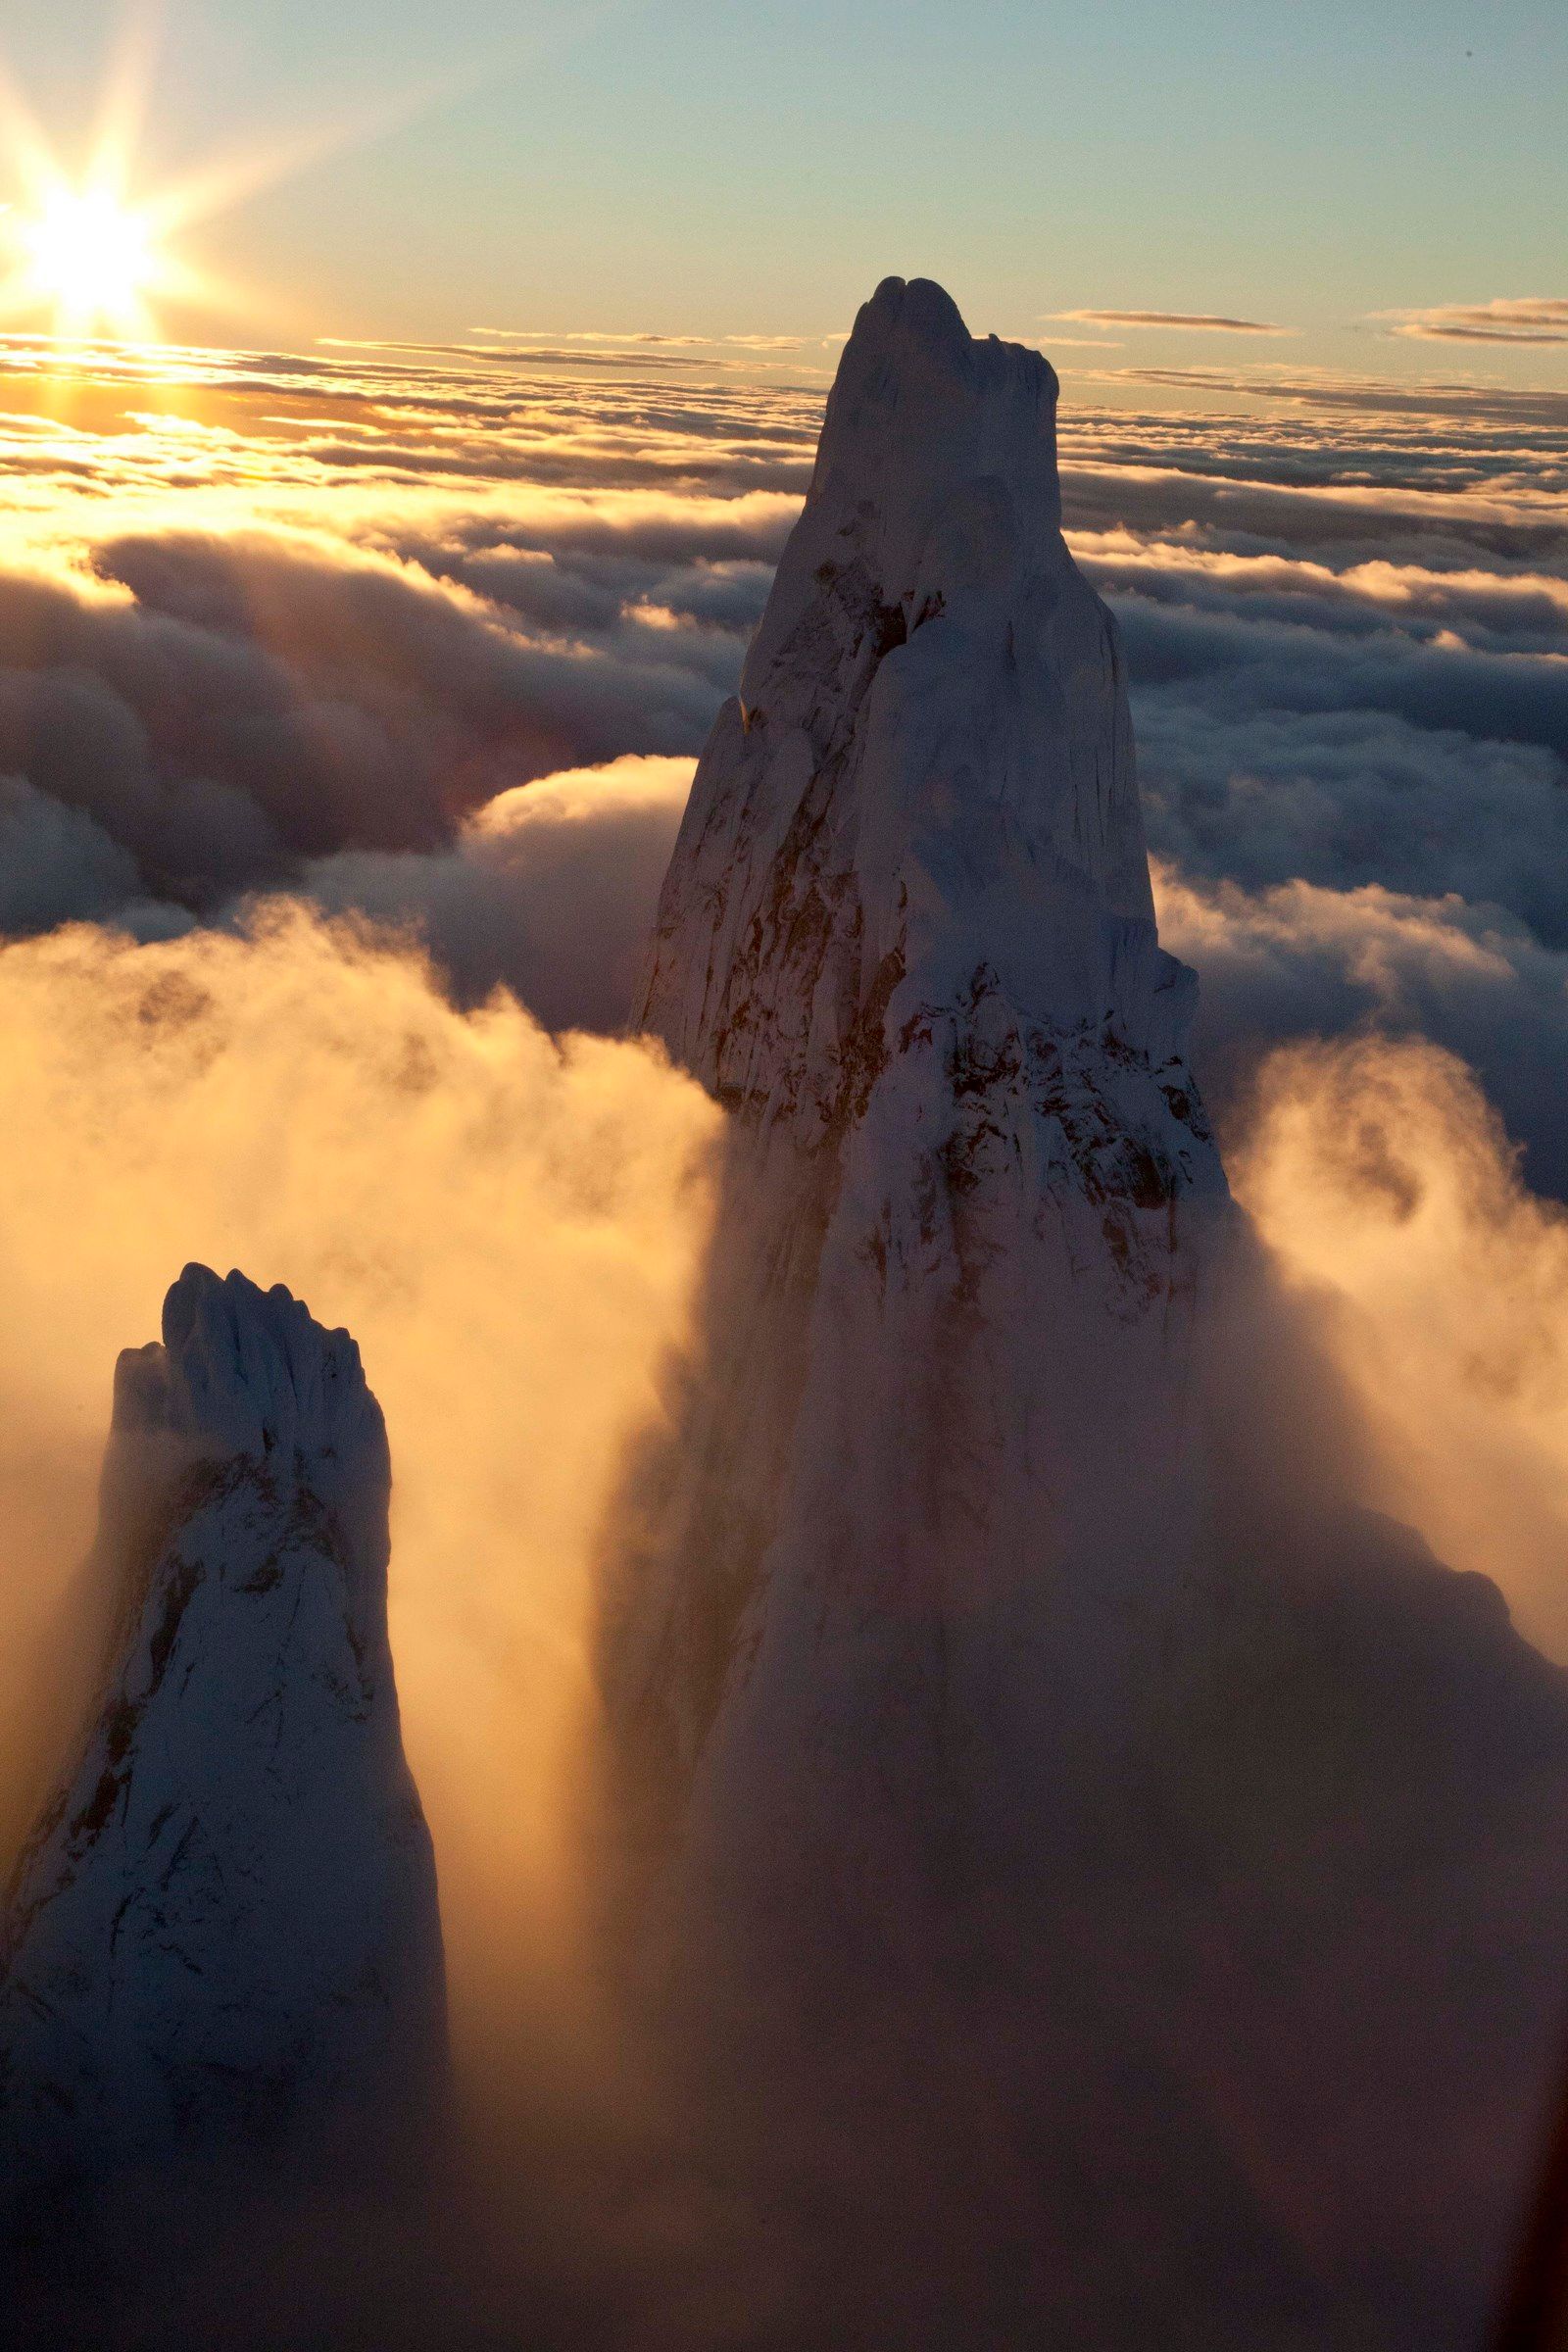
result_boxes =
[609,277,1229,1919]
[599,279,1568,2351]
[642,272,1190,1125]
[0,1266,446,2208]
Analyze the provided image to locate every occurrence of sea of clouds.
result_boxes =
[2,318,1568,2098]
[1,332,1564,1172]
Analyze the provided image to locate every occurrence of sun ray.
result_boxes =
[0,3,377,344]
[0,0,602,349]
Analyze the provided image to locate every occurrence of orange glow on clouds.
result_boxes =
[0,904,721,2060]
[1238,1035,1568,1659]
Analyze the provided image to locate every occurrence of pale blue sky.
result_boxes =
[2,0,1563,375]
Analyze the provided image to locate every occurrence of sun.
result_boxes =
[0,6,448,349]
[17,183,163,335]
[0,6,314,349]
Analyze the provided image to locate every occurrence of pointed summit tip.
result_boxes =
[724,274,1067,715]
[108,1261,385,1514]
[844,273,1057,391]
[854,274,971,356]
[812,275,1061,533]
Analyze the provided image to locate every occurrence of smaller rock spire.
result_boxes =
[0,1265,446,2211]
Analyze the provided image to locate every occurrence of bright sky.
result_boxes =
[0,0,1564,379]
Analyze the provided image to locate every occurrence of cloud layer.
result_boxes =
[1051,309,1289,334]
[0,317,1566,1698]
[0,329,1562,1186]
[1240,1035,1568,1658]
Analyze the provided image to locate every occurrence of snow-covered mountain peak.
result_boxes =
[608,279,1228,1896]
[640,275,1195,1185]
[1,1268,444,2206]
[739,275,1062,703]
[121,1262,375,1460]
[105,1264,390,1625]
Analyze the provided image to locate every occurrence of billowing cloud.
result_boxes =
[1154,860,1568,1200]
[300,753,693,1026]
[0,508,755,953]
[1136,696,1568,930]
[1238,1036,1568,1657]
[0,774,152,931]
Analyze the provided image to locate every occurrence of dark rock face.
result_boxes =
[0,1266,447,2213]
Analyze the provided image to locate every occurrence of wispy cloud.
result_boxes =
[467,326,814,354]
[1375,298,1568,346]
[471,328,709,347]
[1087,362,1568,424]
[1048,309,1290,335]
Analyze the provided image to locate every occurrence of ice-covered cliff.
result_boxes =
[610,276,1229,1909]
[0,1265,446,2206]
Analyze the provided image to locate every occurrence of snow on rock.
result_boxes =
[644,272,1192,1136]
[0,1266,446,2205]
[612,276,1230,1902]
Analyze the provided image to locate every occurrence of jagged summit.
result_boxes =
[118,1263,382,1478]
[640,275,1181,1157]
[105,1265,391,1620]
[1,1266,445,2208]
[739,276,1066,701]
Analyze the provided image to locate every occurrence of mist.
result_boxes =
[0,907,718,2050]
[6,885,1568,2350]
[1240,1033,1568,1661]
